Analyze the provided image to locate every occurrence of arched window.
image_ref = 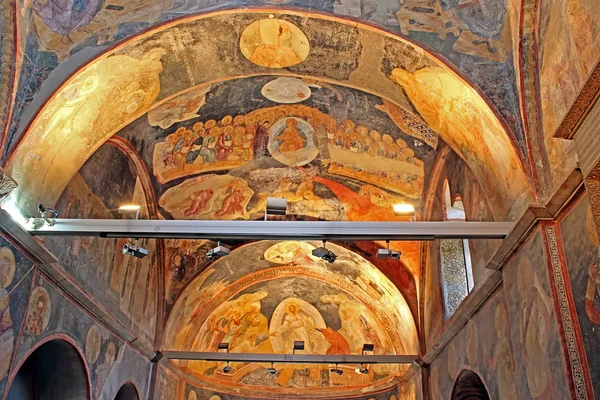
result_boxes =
[114,382,140,400]
[7,339,90,400]
[451,369,490,400]
[440,180,474,318]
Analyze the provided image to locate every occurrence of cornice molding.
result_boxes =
[554,61,600,140]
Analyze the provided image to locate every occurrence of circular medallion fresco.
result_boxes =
[85,325,102,364]
[262,78,312,103]
[267,117,319,166]
[240,19,310,68]
[0,247,16,289]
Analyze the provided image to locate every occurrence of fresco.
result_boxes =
[149,96,429,223]
[502,229,571,399]
[9,272,152,400]
[539,0,600,138]
[163,240,418,398]
[9,46,166,213]
[44,144,158,350]
[560,195,600,395]
[8,0,524,171]
[388,64,531,218]
[428,287,517,399]
[175,382,402,400]
[240,19,310,68]
[106,76,438,226]
[6,11,530,223]
[148,84,213,129]
[162,239,419,324]
[0,237,34,398]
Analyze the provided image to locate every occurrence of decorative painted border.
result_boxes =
[519,0,552,197]
[554,62,600,140]
[0,1,17,156]
[584,163,600,238]
[543,224,588,399]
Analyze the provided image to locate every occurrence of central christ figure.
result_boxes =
[277,119,306,153]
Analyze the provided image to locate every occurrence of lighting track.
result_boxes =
[26,219,513,241]
[161,351,419,365]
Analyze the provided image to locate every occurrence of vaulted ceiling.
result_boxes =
[2,0,597,398]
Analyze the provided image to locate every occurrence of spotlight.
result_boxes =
[293,341,305,354]
[223,362,232,374]
[330,364,343,375]
[267,362,277,375]
[376,248,402,260]
[265,197,288,219]
[118,204,141,212]
[392,203,415,216]
[355,364,369,374]
[217,343,229,351]
[118,204,141,219]
[361,343,375,354]
[312,241,337,263]
[38,204,58,226]
[207,241,230,261]
[376,242,401,260]
[122,243,149,259]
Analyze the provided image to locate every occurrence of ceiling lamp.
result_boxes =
[207,241,230,261]
[293,341,305,354]
[267,362,277,375]
[393,203,415,216]
[118,204,141,219]
[223,362,232,374]
[265,197,288,220]
[361,344,375,354]
[330,363,343,376]
[119,204,147,258]
[118,204,141,211]
[376,241,401,260]
[355,364,369,374]
[312,240,337,263]
[37,204,58,226]
[122,242,148,259]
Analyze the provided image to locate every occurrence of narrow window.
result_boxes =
[440,180,474,318]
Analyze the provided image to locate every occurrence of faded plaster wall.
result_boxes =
[0,234,153,400]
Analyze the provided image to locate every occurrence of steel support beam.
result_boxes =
[162,351,418,364]
[26,219,513,241]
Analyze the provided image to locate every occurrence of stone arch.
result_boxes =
[114,382,140,400]
[450,369,490,400]
[6,337,91,400]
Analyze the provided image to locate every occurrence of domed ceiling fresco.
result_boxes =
[164,240,417,398]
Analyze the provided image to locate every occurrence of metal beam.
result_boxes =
[162,351,418,364]
[26,219,513,241]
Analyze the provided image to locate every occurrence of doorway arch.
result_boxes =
[114,382,140,400]
[6,338,90,400]
[451,369,490,400]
